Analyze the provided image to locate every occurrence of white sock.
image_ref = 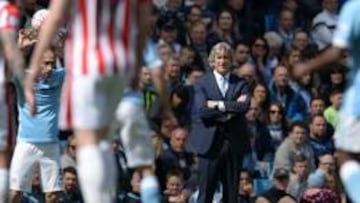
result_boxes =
[99,141,117,193]
[340,161,360,203]
[0,169,9,203]
[140,175,160,203]
[77,145,111,203]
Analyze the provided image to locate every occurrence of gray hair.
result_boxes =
[208,42,234,68]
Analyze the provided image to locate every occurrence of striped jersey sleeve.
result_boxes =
[0,2,20,31]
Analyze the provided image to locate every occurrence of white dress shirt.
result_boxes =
[213,70,230,112]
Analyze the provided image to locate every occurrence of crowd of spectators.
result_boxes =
[9,0,354,202]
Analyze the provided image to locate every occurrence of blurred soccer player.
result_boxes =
[294,1,360,202]
[0,0,24,202]
[9,45,64,203]
[116,37,176,203]
[25,1,152,203]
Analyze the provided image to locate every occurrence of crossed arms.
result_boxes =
[193,81,250,122]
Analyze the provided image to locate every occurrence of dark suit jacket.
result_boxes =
[187,72,251,157]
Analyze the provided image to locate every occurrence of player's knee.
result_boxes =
[45,192,58,203]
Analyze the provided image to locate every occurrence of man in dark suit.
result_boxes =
[187,42,251,203]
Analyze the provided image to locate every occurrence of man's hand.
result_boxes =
[236,95,247,103]
[207,100,219,109]
[24,72,37,116]
[18,29,38,50]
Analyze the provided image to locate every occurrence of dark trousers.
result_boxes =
[197,139,241,203]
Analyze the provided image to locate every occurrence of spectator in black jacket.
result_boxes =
[156,128,194,189]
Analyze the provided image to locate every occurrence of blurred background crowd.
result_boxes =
[8,0,354,202]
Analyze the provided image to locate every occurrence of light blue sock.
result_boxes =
[340,161,360,203]
[140,175,160,203]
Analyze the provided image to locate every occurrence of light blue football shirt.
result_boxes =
[333,0,360,117]
[333,2,360,201]
[14,68,65,143]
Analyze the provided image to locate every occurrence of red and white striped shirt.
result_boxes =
[66,0,145,77]
[0,1,19,84]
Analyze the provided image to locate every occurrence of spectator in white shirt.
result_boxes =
[311,0,339,50]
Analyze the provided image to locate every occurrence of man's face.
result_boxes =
[140,68,152,87]
[291,126,306,145]
[293,161,309,179]
[319,155,335,173]
[279,10,294,31]
[64,172,78,193]
[274,67,289,88]
[213,50,231,75]
[311,99,325,115]
[180,49,195,66]
[165,59,181,79]
[158,46,173,62]
[170,130,187,153]
[293,32,308,51]
[310,116,327,138]
[40,49,56,79]
[190,24,206,45]
[330,93,342,109]
[235,44,249,65]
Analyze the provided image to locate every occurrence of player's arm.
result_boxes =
[301,46,343,72]
[25,0,70,115]
[132,0,152,89]
[27,0,70,78]
[0,4,24,82]
[0,30,24,82]
[294,1,354,76]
